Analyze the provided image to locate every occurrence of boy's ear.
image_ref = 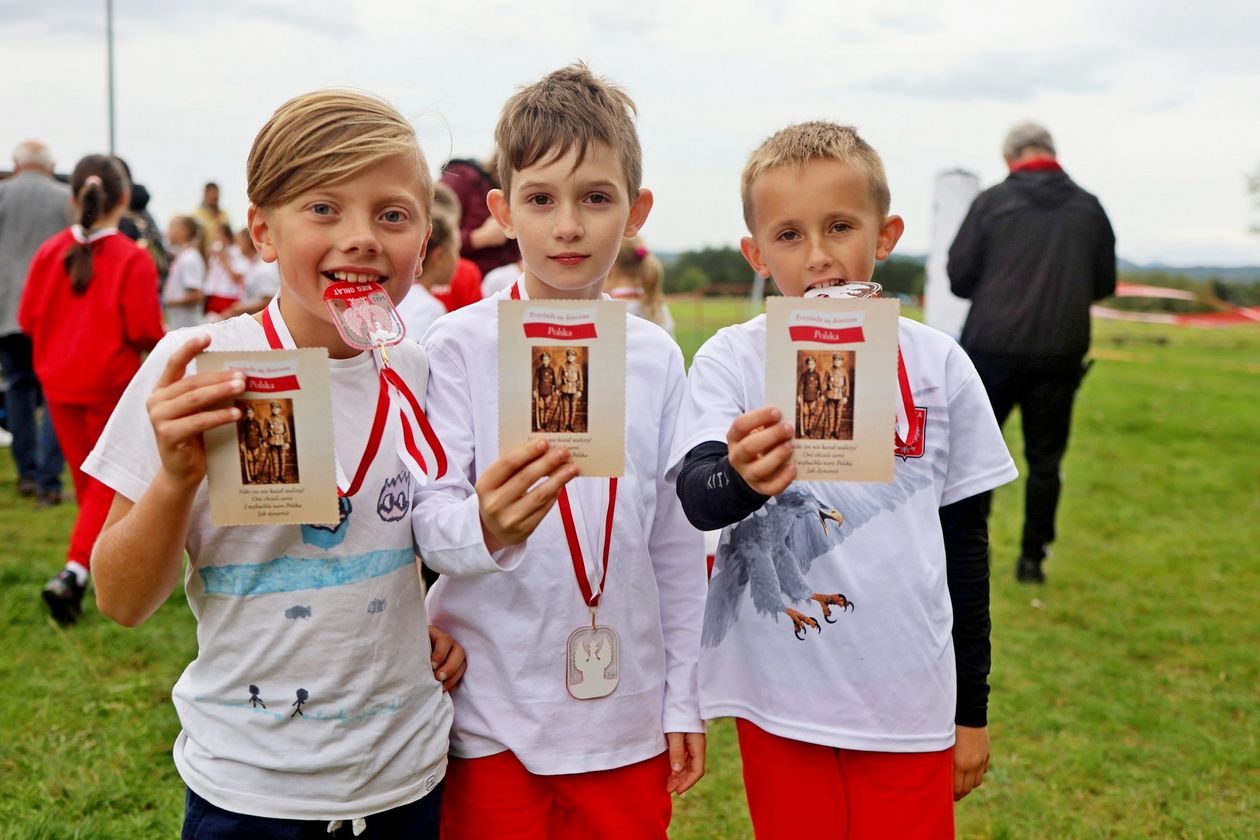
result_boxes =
[622,188,654,238]
[414,223,432,278]
[247,205,278,264]
[739,235,771,278]
[876,214,905,261]
[486,189,515,239]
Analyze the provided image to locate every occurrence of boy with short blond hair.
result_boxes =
[413,64,705,839]
[83,89,546,836]
[672,121,1018,838]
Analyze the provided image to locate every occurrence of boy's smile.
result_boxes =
[740,158,903,299]
[488,142,652,300]
[249,153,431,356]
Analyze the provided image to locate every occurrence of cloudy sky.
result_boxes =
[4,0,1258,266]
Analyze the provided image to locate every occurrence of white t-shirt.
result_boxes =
[83,313,505,820]
[242,259,280,303]
[414,286,706,775]
[670,315,1017,753]
[203,244,250,300]
[164,246,205,330]
[480,263,520,298]
[396,284,447,342]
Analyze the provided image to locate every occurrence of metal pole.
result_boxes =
[106,0,116,154]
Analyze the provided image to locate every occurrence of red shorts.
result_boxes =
[204,294,240,314]
[736,718,954,840]
[441,749,671,840]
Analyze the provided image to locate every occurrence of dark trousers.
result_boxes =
[182,784,443,839]
[0,332,63,491]
[967,351,1085,561]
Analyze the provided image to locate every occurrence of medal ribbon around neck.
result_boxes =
[511,280,617,622]
[894,348,921,451]
[260,294,447,496]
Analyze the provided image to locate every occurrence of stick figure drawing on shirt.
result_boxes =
[248,684,266,708]
[291,688,308,717]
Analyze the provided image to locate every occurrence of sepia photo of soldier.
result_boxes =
[796,354,823,438]
[822,352,854,440]
[558,348,587,433]
[236,402,266,484]
[263,399,299,484]
[532,350,559,433]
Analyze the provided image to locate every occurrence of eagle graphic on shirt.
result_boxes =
[702,411,947,647]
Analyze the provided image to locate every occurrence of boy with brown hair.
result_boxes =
[413,63,706,839]
[671,121,1018,838]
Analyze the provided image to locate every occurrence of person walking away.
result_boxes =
[0,140,70,506]
[948,122,1116,584]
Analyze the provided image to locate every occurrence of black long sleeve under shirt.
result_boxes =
[676,442,991,727]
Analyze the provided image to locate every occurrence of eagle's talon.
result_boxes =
[811,593,854,621]
[785,608,820,640]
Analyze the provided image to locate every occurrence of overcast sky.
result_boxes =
[4,0,1258,266]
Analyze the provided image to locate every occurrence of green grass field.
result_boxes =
[1,300,1257,838]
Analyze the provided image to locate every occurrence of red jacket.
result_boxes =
[431,257,483,313]
[19,228,165,404]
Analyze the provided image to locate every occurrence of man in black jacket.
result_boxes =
[949,122,1115,584]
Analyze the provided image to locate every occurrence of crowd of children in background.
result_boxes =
[8,60,1021,840]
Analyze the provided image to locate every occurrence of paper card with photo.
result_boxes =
[498,299,626,476]
[199,349,340,525]
[766,297,900,482]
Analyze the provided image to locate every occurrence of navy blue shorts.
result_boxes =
[181,783,443,839]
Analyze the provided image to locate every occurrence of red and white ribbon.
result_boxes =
[261,296,446,494]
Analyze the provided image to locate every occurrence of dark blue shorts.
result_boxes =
[182,783,442,839]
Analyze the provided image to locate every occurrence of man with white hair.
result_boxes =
[948,122,1116,584]
[0,140,71,505]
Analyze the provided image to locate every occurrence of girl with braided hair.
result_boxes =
[19,154,165,624]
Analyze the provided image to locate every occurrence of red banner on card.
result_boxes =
[523,322,598,340]
[245,375,300,392]
[788,325,865,344]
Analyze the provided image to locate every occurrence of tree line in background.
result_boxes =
[661,247,926,298]
[662,246,1260,310]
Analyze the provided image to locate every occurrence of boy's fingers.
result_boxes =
[728,424,793,469]
[490,446,572,503]
[739,441,794,483]
[727,407,782,444]
[496,464,579,537]
[477,438,551,492]
[150,377,246,423]
[155,335,211,388]
[154,407,241,442]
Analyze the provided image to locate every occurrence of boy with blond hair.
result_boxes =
[83,90,569,836]
[671,121,1018,838]
[413,64,705,839]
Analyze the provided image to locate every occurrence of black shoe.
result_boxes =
[1015,556,1045,584]
[35,489,63,508]
[42,569,86,625]
[17,477,37,498]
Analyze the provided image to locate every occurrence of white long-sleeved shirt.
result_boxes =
[414,286,706,775]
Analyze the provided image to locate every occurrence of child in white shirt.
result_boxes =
[414,64,706,840]
[163,215,205,330]
[671,121,1018,838]
[85,89,564,838]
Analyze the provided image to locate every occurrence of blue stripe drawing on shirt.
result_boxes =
[199,547,413,596]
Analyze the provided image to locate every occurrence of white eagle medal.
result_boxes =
[566,618,620,700]
[557,480,620,701]
[322,281,405,351]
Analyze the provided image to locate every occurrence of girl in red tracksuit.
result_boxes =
[19,154,166,625]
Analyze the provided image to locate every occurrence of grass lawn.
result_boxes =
[1,300,1256,838]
